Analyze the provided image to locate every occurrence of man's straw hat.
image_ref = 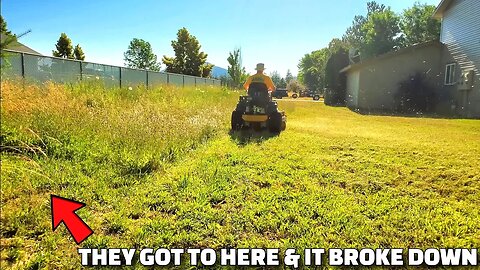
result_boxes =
[255,63,266,71]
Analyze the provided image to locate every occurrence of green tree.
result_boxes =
[0,15,16,53]
[343,14,366,48]
[400,2,441,46]
[270,71,281,86]
[343,2,401,59]
[328,38,349,54]
[227,48,247,88]
[287,80,304,94]
[240,71,250,88]
[163,27,211,77]
[123,38,160,71]
[325,47,349,106]
[361,8,401,57]
[285,69,294,84]
[297,48,330,93]
[202,63,214,78]
[1,15,12,36]
[344,2,386,45]
[1,16,30,61]
[52,33,74,59]
[270,71,287,88]
[74,44,85,61]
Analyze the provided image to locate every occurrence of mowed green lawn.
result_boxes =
[1,81,479,269]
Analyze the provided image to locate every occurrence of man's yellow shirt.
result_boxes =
[243,73,276,91]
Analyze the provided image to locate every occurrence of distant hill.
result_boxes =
[211,65,228,78]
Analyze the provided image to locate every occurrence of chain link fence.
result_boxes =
[1,49,222,88]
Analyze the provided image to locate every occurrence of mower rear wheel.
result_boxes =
[268,112,283,133]
[231,111,244,130]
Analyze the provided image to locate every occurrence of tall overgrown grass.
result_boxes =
[1,80,237,178]
[1,80,239,268]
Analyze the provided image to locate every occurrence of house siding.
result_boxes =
[441,0,480,72]
[345,44,443,113]
[346,70,360,109]
[440,0,480,117]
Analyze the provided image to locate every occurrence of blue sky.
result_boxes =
[2,0,440,77]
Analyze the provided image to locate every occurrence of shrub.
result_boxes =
[395,73,436,114]
[286,80,304,94]
[324,49,349,106]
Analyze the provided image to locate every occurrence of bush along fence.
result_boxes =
[1,49,222,88]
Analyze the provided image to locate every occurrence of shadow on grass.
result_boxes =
[229,129,279,146]
[346,107,477,120]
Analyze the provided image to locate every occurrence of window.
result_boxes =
[445,63,456,85]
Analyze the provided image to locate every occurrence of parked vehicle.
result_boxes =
[272,88,289,99]
[291,89,321,100]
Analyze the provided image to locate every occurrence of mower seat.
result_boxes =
[248,83,271,106]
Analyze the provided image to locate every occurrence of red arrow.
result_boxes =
[51,195,93,244]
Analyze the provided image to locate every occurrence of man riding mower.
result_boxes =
[231,63,286,133]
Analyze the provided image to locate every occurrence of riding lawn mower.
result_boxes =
[231,83,287,133]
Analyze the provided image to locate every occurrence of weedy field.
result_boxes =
[1,80,479,269]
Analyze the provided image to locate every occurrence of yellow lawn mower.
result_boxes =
[231,83,286,133]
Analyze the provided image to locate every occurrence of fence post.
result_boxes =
[146,70,149,89]
[182,75,185,88]
[167,73,169,85]
[79,61,83,81]
[21,53,25,78]
[119,67,122,88]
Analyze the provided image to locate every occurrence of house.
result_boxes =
[341,0,479,118]
[433,0,479,118]
[1,33,42,55]
[341,41,445,114]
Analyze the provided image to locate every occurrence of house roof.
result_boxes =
[433,0,454,19]
[1,33,43,55]
[340,41,443,73]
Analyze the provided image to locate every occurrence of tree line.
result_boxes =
[124,28,213,77]
[50,27,213,77]
[1,15,84,61]
[224,47,297,90]
[298,1,441,93]
[2,15,214,79]
[52,33,85,60]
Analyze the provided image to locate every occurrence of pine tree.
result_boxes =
[1,16,30,60]
[52,33,74,59]
[163,28,210,77]
[74,44,85,60]
[285,69,294,84]
[270,71,282,87]
[0,15,17,51]
[0,15,11,35]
